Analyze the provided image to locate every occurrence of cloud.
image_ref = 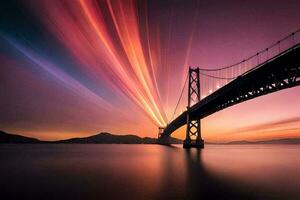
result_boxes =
[237,117,300,133]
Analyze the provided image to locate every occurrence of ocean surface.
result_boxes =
[1,144,300,200]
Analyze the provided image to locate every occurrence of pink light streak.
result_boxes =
[29,0,175,127]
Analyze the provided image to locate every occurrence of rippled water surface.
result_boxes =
[1,144,300,200]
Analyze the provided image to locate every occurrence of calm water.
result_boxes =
[1,144,300,200]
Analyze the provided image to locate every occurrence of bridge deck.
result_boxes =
[162,44,300,137]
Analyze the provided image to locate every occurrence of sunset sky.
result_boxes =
[0,0,300,142]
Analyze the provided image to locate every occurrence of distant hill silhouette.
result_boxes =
[0,130,40,143]
[1,130,300,145]
[0,130,182,144]
[57,132,182,144]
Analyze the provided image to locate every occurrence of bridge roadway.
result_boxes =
[161,44,300,137]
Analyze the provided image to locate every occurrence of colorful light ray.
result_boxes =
[3,35,113,111]
[27,0,180,127]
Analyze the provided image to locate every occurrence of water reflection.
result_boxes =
[183,148,253,200]
[0,144,300,200]
[157,146,255,199]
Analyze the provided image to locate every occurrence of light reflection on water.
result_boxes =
[0,144,300,199]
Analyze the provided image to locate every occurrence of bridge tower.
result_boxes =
[158,127,164,138]
[183,67,204,148]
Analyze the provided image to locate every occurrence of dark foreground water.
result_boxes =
[1,144,300,200]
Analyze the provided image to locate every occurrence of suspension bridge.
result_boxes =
[158,29,300,148]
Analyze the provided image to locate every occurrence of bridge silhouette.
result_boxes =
[158,29,300,148]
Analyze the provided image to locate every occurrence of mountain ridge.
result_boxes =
[1,130,300,144]
[0,130,40,143]
[0,130,182,144]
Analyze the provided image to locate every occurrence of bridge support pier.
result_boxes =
[183,139,204,148]
[157,127,170,145]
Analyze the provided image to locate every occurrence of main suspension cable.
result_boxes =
[198,28,300,72]
[199,71,236,80]
[169,73,189,123]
